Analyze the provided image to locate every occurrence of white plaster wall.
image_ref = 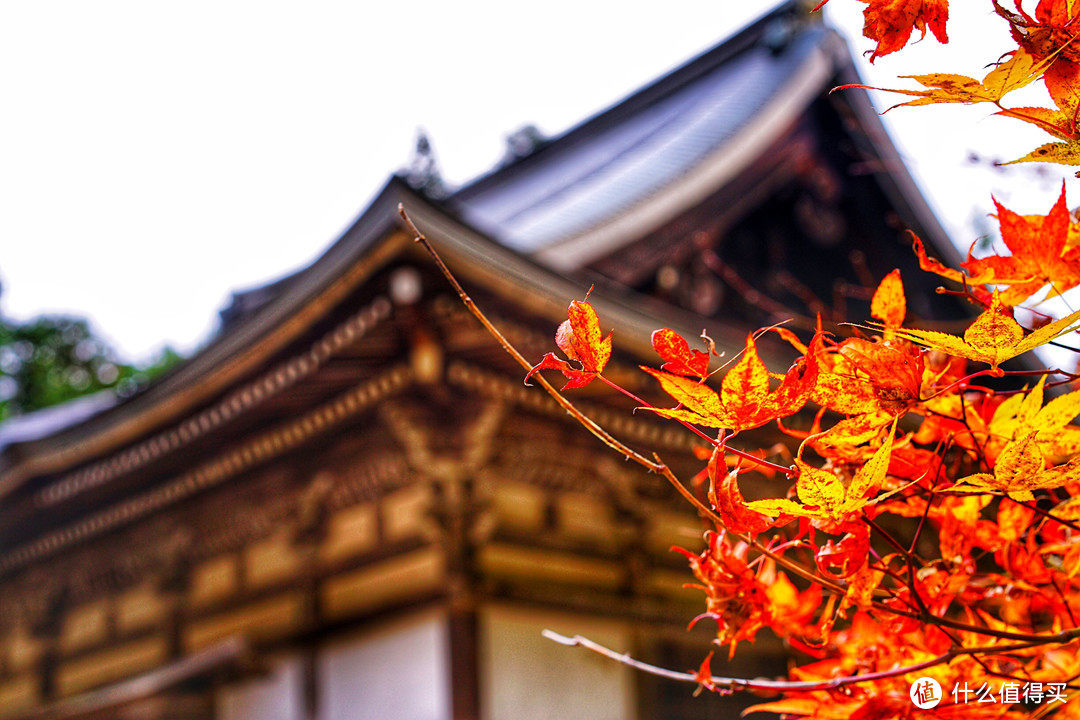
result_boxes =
[317,609,451,720]
[481,605,634,720]
[218,654,305,720]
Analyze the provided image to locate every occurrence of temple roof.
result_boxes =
[0,1,964,511]
[0,180,754,505]
[448,2,957,273]
[451,5,827,262]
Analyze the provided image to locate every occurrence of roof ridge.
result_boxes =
[450,1,808,201]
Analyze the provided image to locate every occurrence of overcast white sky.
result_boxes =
[0,1,1073,363]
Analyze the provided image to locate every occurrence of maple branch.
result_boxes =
[542,630,1064,693]
[400,207,860,605]
[399,205,665,476]
[595,374,796,478]
[400,205,851,600]
[647,453,848,596]
[1003,493,1080,534]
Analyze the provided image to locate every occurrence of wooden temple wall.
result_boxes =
[0,399,707,718]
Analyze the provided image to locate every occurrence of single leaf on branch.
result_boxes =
[748,423,896,522]
[911,232,967,285]
[1000,138,1080,165]
[988,374,1080,462]
[526,294,612,389]
[816,0,950,61]
[651,327,710,380]
[951,430,1080,500]
[961,183,1080,302]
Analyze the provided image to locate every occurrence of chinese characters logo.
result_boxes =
[910,678,942,709]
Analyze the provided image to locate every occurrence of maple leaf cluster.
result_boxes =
[526,185,1080,715]
[819,0,1080,167]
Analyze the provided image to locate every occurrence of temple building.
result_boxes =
[0,4,967,719]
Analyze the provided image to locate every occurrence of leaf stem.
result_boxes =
[595,374,795,477]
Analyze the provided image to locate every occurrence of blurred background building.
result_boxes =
[0,4,968,719]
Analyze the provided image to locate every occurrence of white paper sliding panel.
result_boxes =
[481,604,634,720]
[218,655,305,720]
[317,609,451,720]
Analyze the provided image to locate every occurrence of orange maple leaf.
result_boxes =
[860,0,950,62]
[526,296,612,389]
[641,331,822,433]
[677,531,770,657]
[961,184,1080,303]
[912,232,967,285]
[807,335,922,450]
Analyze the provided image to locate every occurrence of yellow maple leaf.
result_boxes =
[837,48,1048,109]
[748,424,895,522]
[950,431,1080,500]
[1001,139,1080,166]
[888,292,1080,373]
[990,375,1080,461]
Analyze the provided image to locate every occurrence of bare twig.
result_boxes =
[541,630,1063,693]
[398,205,665,475]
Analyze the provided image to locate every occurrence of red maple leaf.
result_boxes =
[962,183,1080,304]
[651,327,710,380]
[526,295,612,389]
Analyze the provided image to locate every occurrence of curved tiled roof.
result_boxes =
[452,5,833,261]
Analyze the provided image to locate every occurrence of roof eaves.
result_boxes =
[826,39,965,269]
[0,179,410,498]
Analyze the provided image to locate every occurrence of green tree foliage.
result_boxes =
[0,314,181,422]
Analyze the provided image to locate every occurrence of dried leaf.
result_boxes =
[860,0,950,62]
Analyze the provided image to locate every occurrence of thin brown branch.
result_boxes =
[540,630,1057,693]
[401,204,848,598]
[399,205,665,475]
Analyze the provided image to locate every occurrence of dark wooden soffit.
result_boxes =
[11,638,252,720]
[825,38,964,270]
[0,180,772,501]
